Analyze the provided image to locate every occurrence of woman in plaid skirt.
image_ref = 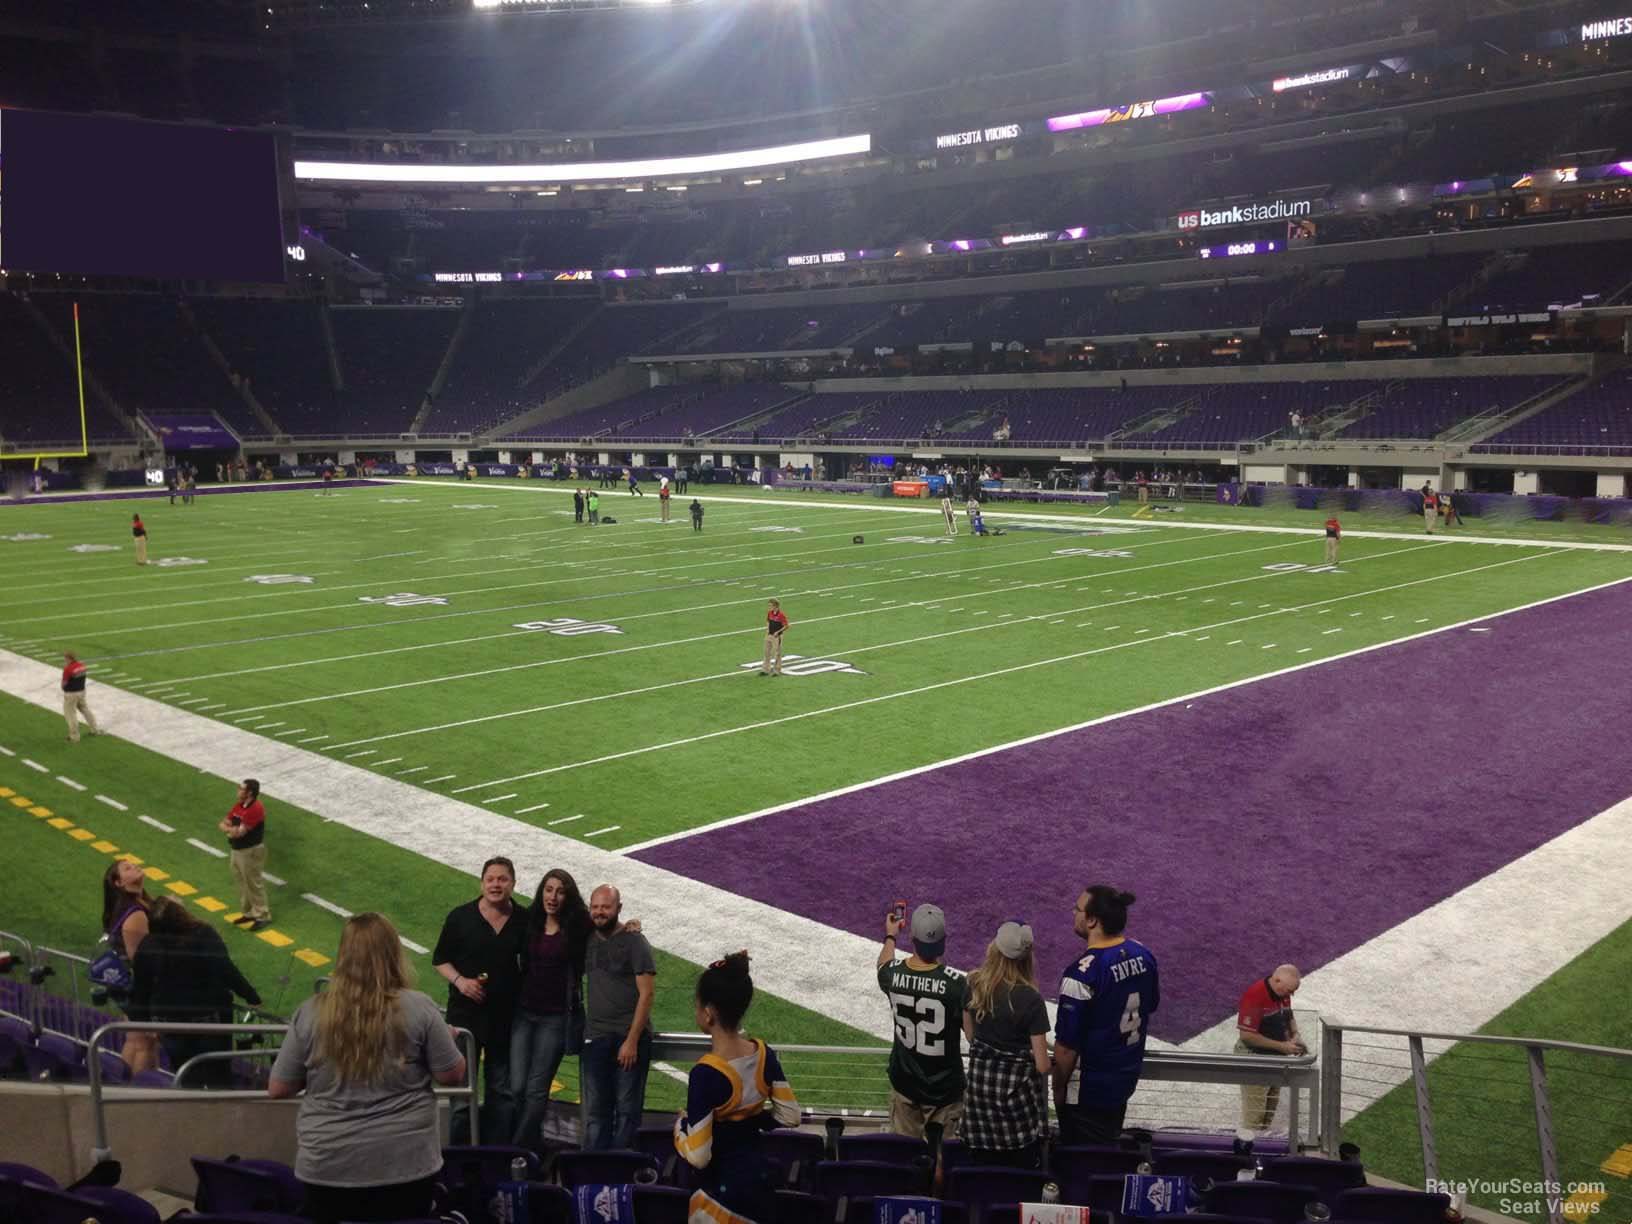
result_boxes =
[959,921,1052,1169]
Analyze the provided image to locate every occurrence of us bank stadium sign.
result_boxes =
[1177,197,1316,231]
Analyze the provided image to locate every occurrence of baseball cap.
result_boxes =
[994,920,1033,961]
[911,904,946,959]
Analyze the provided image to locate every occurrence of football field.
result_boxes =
[4,477,1632,1220]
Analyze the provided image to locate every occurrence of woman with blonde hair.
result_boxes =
[269,913,466,1224]
[100,859,158,1073]
[960,921,1052,1169]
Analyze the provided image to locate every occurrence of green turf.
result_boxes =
[1340,916,1632,1223]
[2,481,1627,851]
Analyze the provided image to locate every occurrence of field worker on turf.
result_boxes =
[761,599,788,676]
[940,493,958,536]
[61,652,100,743]
[690,499,704,532]
[1324,514,1341,565]
[573,488,585,523]
[966,495,981,530]
[220,778,272,931]
[659,476,672,523]
[1421,483,1437,534]
[588,490,600,525]
[131,513,149,565]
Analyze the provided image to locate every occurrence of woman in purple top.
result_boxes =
[101,859,159,1073]
[509,867,590,1150]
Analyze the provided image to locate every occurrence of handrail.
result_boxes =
[1322,1022,1632,1061]
[171,1045,281,1087]
[86,1020,479,1163]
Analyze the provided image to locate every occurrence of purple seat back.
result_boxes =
[1153,1148,1254,1185]
[631,1183,690,1224]
[1334,1185,1452,1221]
[191,1156,297,1214]
[1261,1156,1368,1207]
[554,1148,658,1189]
[944,1165,1048,1208]
[813,1159,926,1202]
[836,1132,928,1166]
[73,1185,162,1224]
[1206,1178,1321,1223]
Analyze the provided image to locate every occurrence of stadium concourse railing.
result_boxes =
[1318,1023,1632,1224]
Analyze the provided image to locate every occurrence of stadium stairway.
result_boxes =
[1439,364,1613,445]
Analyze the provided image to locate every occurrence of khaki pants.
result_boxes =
[135,536,148,565]
[1424,508,1436,533]
[889,1090,963,1140]
[762,633,784,675]
[231,843,271,922]
[661,499,671,521]
[1235,1040,1282,1132]
[62,691,98,742]
[1324,537,1339,565]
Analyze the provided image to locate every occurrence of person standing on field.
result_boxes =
[761,598,788,677]
[627,468,644,497]
[132,513,149,565]
[587,490,600,525]
[220,779,272,931]
[573,488,585,524]
[1421,484,1437,534]
[659,477,672,523]
[690,499,704,532]
[1324,514,1341,566]
[61,652,100,742]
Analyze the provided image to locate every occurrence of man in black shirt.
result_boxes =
[433,857,527,1144]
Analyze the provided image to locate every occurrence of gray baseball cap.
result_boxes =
[994,920,1034,961]
[911,903,946,959]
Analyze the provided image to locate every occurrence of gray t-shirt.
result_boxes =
[585,928,656,1039]
[270,989,462,1187]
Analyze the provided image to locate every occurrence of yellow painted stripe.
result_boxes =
[1564,1191,1608,1221]
[256,929,295,948]
[193,896,228,913]
[10,795,34,808]
[164,880,197,896]
[118,854,143,865]
[0,786,14,797]
[1602,1144,1632,1178]
[224,912,244,924]
[47,817,74,830]
[141,866,166,879]
[30,806,52,818]
[293,948,330,968]
[91,840,120,854]
[68,828,97,842]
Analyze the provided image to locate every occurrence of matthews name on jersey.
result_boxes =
[1055,940,1160,1108]
[878,960,967,1105]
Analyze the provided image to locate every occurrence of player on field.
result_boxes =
[573,488,585,523]
[878,904,966,1139]
[1053,885,1159,1145]
[690,499,704,532]
[627,468,644,497]
[1324,514,1340,566]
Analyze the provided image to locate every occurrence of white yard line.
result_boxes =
[584,826,621,838]
[186,838,228,859]
[401,937,431,955]
[139,815,176,833]
[302,893,354,919]
[96,794,129,811]
[23,759,48,773]
[516,802,552,814]
[55,775,87,791]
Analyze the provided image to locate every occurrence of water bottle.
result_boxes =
[1303,1204,1331,1222]
[1040,1182,1061,1203]
[510,1155,528,1184]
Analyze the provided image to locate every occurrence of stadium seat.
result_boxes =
[944,1165,1049,1213]
[774,1188,832,1224]
[554,1148,658,1188]
[1052,1142,1145,1178]
[1260,1155,1368,1207]
[0,1163,56,1189]
[35,1032,83,1076]
[1153,1148,1254,1185]
[813,1159,928,1203]
[1333,1185,1453,1221]
[438,1144,541,1217]
[1205,1178,1321,1222]
[485,1182,573,1223]
[762,1128,826,1190]
[837,1131,929,1166]
[173,1214,308,1224]
[20,1181,159,1224]
[192,1156,301,1215]
[631,1183,691,1224]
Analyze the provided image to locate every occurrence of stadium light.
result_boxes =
[294,134,870,185]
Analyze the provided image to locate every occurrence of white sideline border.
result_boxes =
[378,477,1632,553]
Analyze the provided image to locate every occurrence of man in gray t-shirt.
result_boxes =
[581,884,656,1150]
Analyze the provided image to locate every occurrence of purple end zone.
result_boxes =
[636,581,1632,1042]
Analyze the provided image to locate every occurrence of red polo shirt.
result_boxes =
[227,799,266,850]
[1238,977,1296,1045]
[766,608,789,636]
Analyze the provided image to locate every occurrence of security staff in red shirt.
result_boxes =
[61,652,100,742]
[1324,515,1341,566]
[132,514,149,566]
[219,779,271,930]
[761,599,789,677]
[1235,964,1305,1135]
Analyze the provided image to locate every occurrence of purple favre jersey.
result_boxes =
[1054,938,1160,1109]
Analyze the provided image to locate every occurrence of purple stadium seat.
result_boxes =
[0,1163,57,1189]
[762,1128,825,1190]
[438,1145,541,1217]
[69,1185,163,1224]
[1206,1178,1321,1222]
[944,1165,1049,1213]
[1260,1155,1368,1207]
[20,1042,69,1082]
[0,1032,22,1076]
[1052,1142,1145,1178]
[813,1159,927,1203]
[192,1156,301,1215]
[476,1183,573,1224]
[35,1032,83,1075]
[553,1148,657,1188]
[1153,1148,1254,1184]
[836,1132,928,1166]
[774,1188,832,1224]
[1334,1185,1452,1221]
[850,1200,968,1224]
[173,1214,308,1224]
[631,1183,690,1224]
[20,1182,157,1224]
[132,1068,176,1087]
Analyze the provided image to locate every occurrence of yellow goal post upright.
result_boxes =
[0,301,90,472]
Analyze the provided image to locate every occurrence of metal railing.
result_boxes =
[1319,1023,1632,1224]
[84,1020,479,1163]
